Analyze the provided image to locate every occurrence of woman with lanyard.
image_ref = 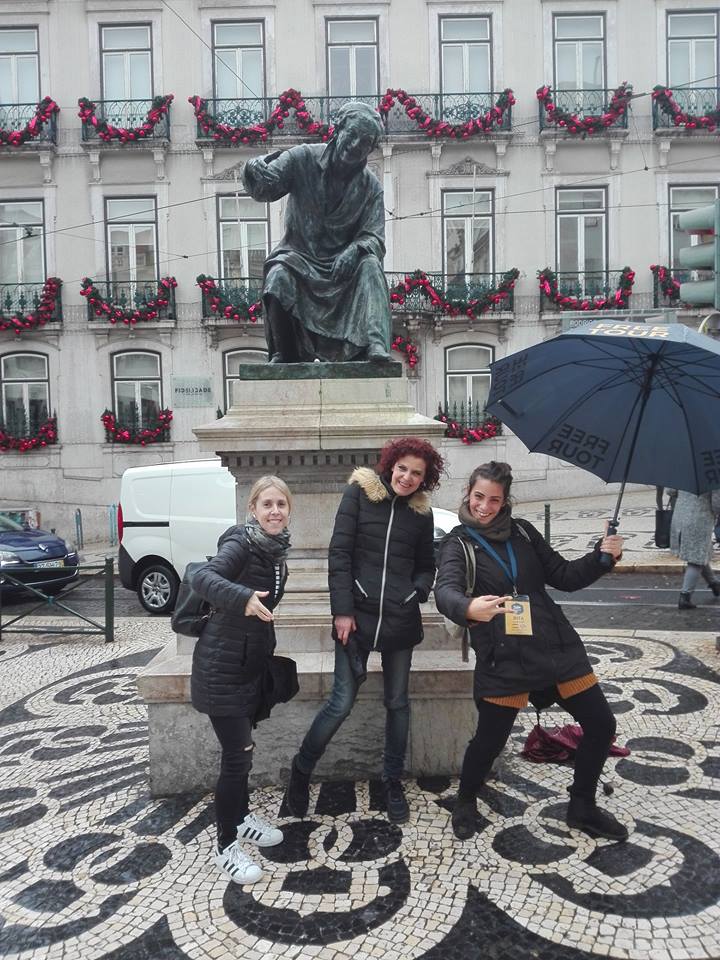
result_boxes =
[434,461,627,843]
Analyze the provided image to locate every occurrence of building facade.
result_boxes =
[0,0,716,541]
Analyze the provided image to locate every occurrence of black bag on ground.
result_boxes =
[253,655,300,725]
[654,487,673,549]
[170,561,212,636]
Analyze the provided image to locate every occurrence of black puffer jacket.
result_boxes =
[190,525,287,717]
[435,518,609,699]
[329,467,436,652]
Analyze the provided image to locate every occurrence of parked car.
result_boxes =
[119,459,461,615]
[0,515,79,597]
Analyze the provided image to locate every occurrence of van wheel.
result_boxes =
[138,563,179,614]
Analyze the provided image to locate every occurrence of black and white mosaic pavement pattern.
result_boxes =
[1,626,719,960]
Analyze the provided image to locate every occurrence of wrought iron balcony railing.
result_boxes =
[196,91,511,138]
[200,276,264,319]
[386,272,514,314]
[85,281,176,321]
[436,400,502,434]
[0,102,57,143]
[81,99,170,141]
[540,270,632,311]
[538,88,629,130]
[653,86,720,129]
[0,403,49,438]
[0,282,62,323]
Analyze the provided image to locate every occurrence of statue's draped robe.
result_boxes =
[243,143,391,362]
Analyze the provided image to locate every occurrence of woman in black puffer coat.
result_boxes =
[284,437,444,825]
[434,461,627,845]
[191,475,291,886]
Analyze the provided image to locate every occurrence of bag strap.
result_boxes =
[457,537,476,663]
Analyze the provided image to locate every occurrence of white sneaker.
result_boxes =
[237,812,284,847]
[214,842,263,884]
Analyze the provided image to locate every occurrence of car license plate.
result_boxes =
[35,559,63,569]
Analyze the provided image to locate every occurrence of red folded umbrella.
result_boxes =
[521,723,630,764]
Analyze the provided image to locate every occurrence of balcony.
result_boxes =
[85,280,176,323]
[540,270,633,312]
[0,281,63,333]
[653,86,720,130]
[0,101,57,144]
[538,88,629,131]
[80,99,171,142]
[386,272,515,315]
[194,91,511,140]
[200,276,264,321]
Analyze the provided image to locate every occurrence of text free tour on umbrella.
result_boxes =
[547,423,610,471]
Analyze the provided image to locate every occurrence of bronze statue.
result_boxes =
[243,102,392,363]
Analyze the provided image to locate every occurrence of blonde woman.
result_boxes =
[191,476,292,884]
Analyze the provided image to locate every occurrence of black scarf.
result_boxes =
[244,518,291,561]
[458,502,513,543]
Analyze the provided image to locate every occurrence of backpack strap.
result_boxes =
[513,519,532,543]
[456,536,476,663]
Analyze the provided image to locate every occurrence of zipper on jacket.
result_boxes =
[373,497,397,647]
[402,589,417,604]
[354,578,369,598]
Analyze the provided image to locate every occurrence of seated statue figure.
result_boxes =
[243,101,392,363]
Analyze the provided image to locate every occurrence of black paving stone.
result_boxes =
[282,865,352,894]
[492,823,574,864]
[314,780,356,816]
[98,917,194,960]
[586,841,654,877]
[14,879,84,912]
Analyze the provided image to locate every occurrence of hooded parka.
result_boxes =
[328,467,436,652]
[190,525,287,717]
[435,518,610,699]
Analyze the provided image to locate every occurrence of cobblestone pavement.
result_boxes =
[1,622,719,960]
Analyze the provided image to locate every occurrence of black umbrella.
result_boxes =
[487,318,720,549]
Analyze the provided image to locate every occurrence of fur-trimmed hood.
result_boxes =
[348,466,432,515]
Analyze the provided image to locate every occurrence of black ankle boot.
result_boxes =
[678,592,696,610]
[566,796,628,841]
[383,778,410,823]
[284,756,310,818]
[709,580,720,598]
[451,798,477,840]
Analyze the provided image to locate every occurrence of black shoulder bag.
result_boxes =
[170,560,213,637]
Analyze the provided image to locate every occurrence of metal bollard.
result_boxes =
[104,556,115,643]
[544,503,551,543]
[74,508,84,549]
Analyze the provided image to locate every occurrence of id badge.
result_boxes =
[504,595,533,636]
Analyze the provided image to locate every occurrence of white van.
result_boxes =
[118,458,459,614]
[118,459,236,613]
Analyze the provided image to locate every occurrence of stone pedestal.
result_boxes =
[139,366,456,795]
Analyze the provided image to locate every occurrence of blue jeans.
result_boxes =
[297,644,413,780]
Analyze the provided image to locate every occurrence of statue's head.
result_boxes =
[332,101,383,170]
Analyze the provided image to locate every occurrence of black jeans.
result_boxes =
[209,715,254,850]
[458,684,616,803]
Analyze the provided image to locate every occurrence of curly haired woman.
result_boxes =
[284,436,444,823]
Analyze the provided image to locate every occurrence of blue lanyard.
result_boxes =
[463,526,518,594]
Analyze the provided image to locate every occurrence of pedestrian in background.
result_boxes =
[669,488,720,609]
[284,437,443,824]
[191,476,292,885]
[435,461,628,843]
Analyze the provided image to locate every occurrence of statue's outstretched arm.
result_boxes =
[242,149,294,202]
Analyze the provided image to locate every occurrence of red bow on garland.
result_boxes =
[77,94,173,143]
[0,416,58,453]
[651,86,720,132]
[0,97,59,147]
[80,277,177,324]
[536,82,633,135]
[101,409,173,445]
[538,267,635,310]
[0,278,62,334]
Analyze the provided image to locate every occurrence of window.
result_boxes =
[327,19,378,97]
[554,15,605,93]
[0,353,49,435]
[0,28,39,106]
[217,195,269,280]
[443,190,494,283]
[445,344,493,415]
[100,24,152,123]
[440,17,491,94]
[112,351,162,430]
[224,349,265,410]
[213,21,264,99]
[668,13,718,87]
[105,198,158,296]
[669,185,719,276]
[0,201,45,287]
[556,188,606,295]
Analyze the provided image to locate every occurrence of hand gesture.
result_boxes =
[465,595,508,623]
[245,590,273,621]
[333,245,359,282]
[600,521,623,560]
[334,614,357,645]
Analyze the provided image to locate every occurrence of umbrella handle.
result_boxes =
[599,519,619,569]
